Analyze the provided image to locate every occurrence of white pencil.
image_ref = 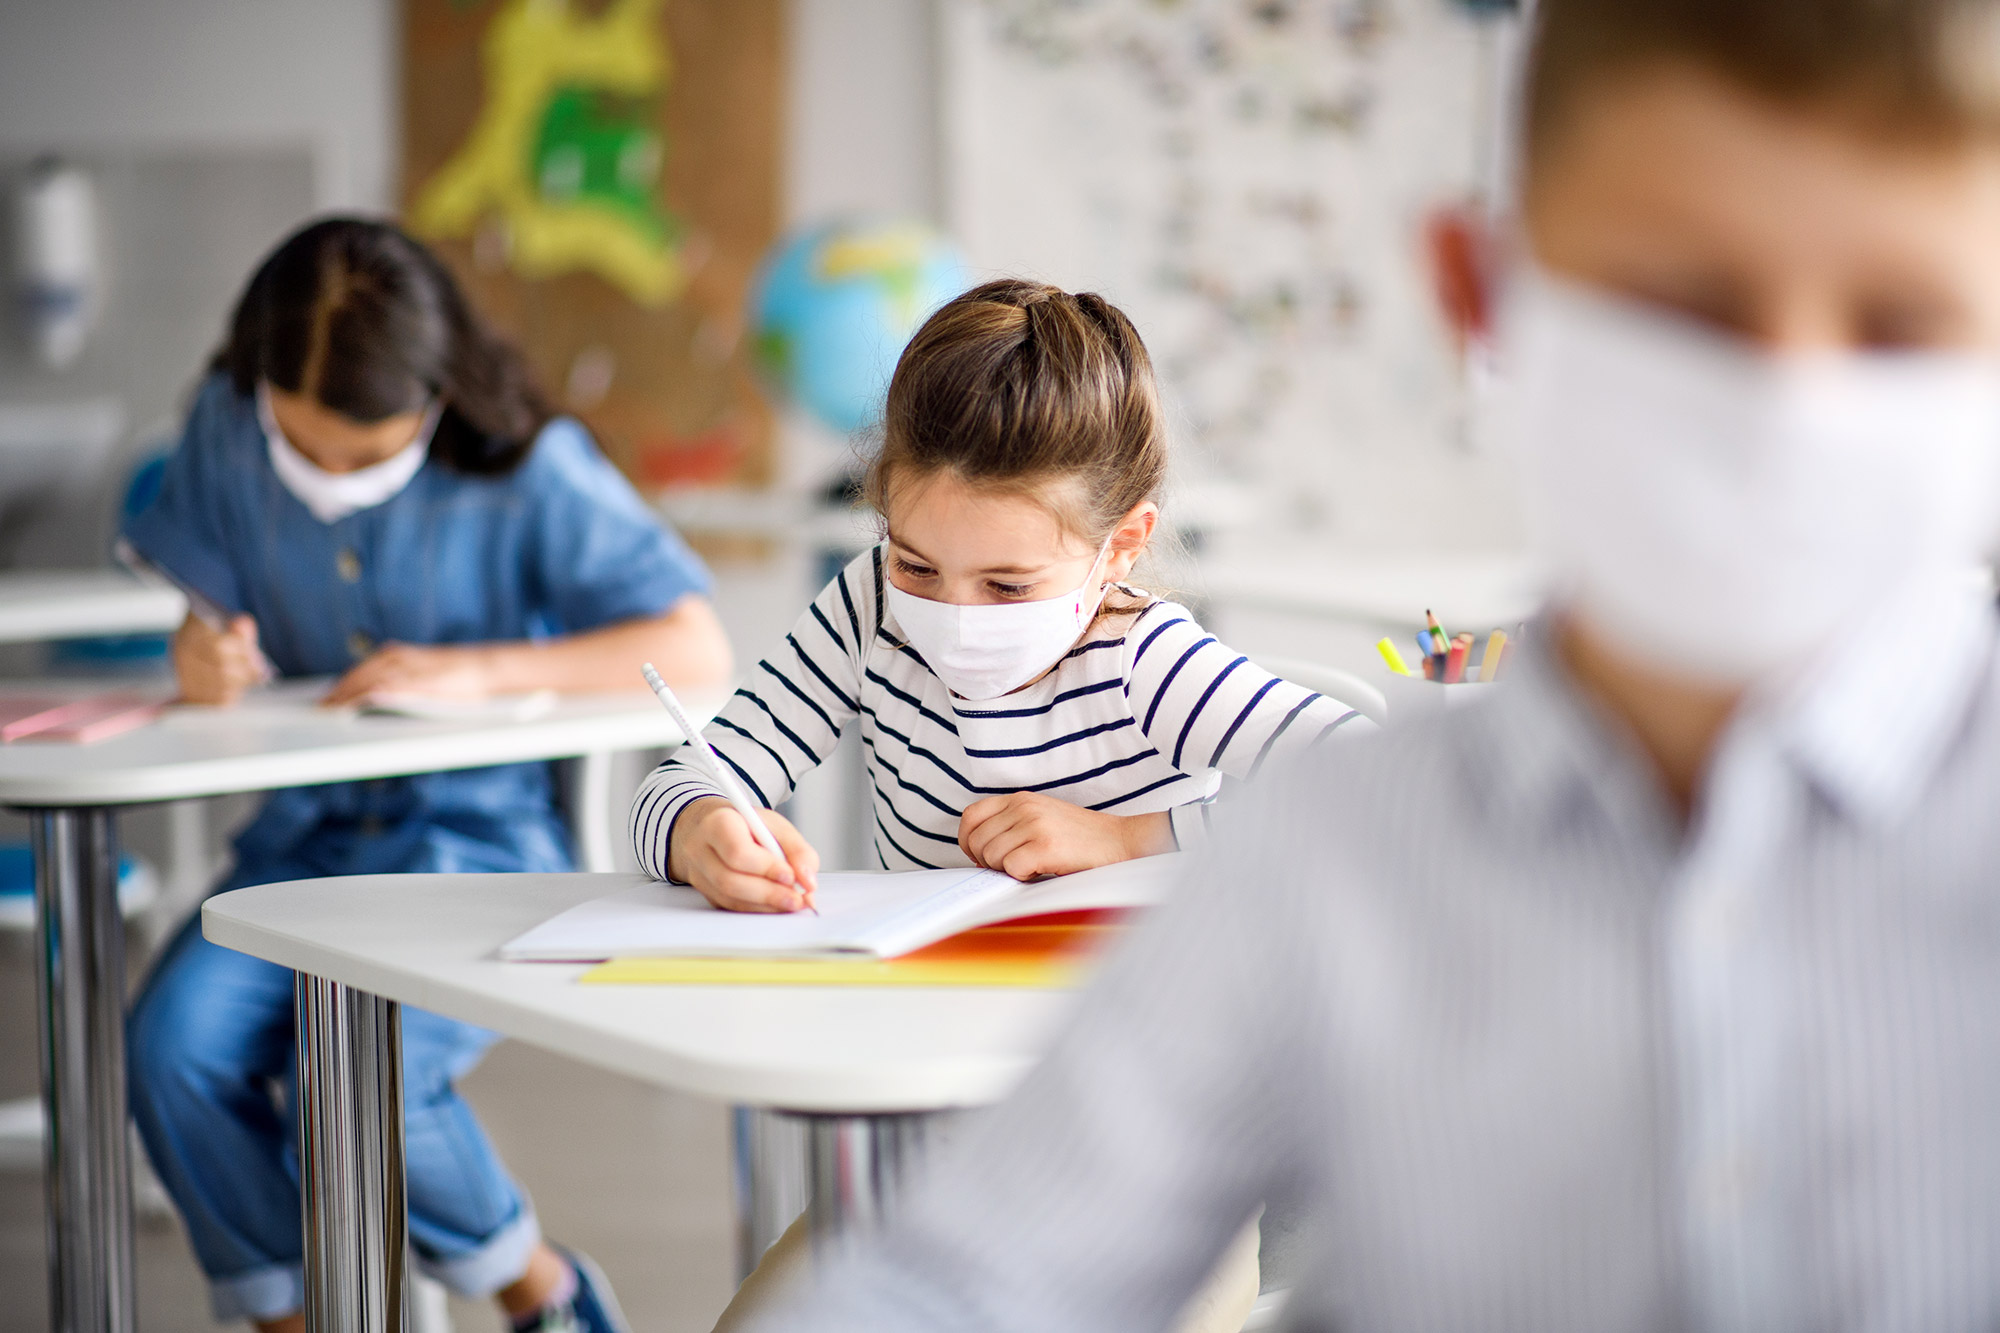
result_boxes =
[641,663,816,913]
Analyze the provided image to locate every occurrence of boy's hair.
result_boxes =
[1528,0,2000,162]
[215,217,554,475]
[867,279,1167,551]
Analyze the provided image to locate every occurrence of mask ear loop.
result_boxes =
[1073,537,1116,619]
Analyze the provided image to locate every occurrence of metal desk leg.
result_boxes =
[801,1112,933,1245]
[295,975,409,1333]
[571,750,616,874]
[732,1107,810,1279]
[31,807,134,1333]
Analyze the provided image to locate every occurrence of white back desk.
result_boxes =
[3,683,725,1333]
[0,571,184,646]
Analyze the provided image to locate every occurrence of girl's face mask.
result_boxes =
[258,383,439,525]
[1499,268,2000,685]
[886,541,1113,701]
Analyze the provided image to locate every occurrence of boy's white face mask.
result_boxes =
[886,543,1112,701]
[1501,269,2000,685]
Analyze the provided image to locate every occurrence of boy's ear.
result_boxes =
[1425,203,1497,350]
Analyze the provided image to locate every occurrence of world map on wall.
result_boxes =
[947,0,1519,542]
[411,0,686,306]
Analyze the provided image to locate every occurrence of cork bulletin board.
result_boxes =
[401,0,784,489]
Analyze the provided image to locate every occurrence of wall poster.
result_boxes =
[403,0,784,489]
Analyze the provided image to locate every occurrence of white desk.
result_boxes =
[2,683,726,1333]
[203,871,1098,1327]
[0,570,184,644]
[0,684,699,807]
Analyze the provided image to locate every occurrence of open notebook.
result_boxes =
[499,853,1182,962]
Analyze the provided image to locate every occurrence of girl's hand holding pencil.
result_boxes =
[669,797,823,914]
[643,662,822,914]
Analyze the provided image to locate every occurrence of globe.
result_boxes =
[750,219,971,436]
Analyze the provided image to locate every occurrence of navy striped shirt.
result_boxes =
[630,546,1364,876]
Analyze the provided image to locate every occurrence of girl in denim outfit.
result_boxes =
[124,218,729,1333]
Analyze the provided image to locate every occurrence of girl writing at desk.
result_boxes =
[630,279,1369,1330]
[124,218,726,1333]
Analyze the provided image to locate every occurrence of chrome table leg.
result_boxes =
[31,808,134,1333]
[296,975,409,1333]
[732,1106,810,1279]
[801,1111,933,1244]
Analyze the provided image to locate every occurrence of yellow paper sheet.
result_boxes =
[579,922,1116,989]
[580,954,1082,988]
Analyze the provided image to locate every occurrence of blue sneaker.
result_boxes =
[509,1247,632,1333]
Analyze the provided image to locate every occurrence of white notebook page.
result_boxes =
[497,854,1183,963]
[499,866,1017,961]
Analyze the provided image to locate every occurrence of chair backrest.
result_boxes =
[1250,655,1389,726]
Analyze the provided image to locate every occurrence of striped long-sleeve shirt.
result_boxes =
[630,546,1364,877]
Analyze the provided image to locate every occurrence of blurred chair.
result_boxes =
[1249,655,1388,726]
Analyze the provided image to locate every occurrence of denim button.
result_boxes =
[336,549,361,583]
[348,630,374,659]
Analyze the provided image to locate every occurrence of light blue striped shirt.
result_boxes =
[752,574,2000,1332]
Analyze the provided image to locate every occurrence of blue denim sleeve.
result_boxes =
[521,418,714,633]
[119,375,251,616]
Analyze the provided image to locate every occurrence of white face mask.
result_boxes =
[885,543,1113,701]
[258,383,438,525]
[1500,269,2000,685]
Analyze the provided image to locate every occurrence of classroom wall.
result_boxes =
[0,0,946,235]
[0,0,394,561]
[787,0,944,225]
[0,0,397,212]
[0,0,943,513]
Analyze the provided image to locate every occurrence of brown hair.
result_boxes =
[1527,0,2000,164]
[866,279,1168,570]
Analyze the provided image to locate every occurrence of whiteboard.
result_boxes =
[939,0,1527,550]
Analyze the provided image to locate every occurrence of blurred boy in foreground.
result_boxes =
[750,0,2000,1328]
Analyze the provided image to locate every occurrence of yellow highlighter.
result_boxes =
[1479,630,1509,682]
[1377,638,1415,677]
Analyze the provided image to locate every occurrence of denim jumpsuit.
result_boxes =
[121,375,712,1322]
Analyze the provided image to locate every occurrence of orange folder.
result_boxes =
[579,909,1127,989]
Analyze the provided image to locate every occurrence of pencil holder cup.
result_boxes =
[1380,675,1497,722]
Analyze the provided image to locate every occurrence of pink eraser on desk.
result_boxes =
[18,694,167,744]
[0,696,93,742]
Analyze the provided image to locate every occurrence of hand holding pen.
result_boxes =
[117,537,276,701]
[171,613,272,706]
[642,664,820,915]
